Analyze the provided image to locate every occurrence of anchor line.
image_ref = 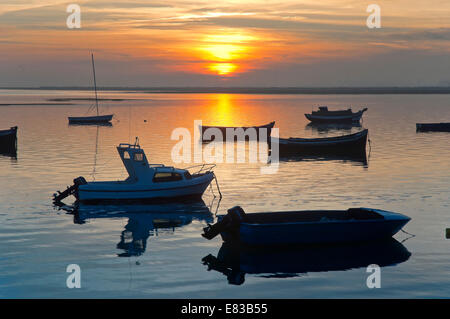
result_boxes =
[91,125,100,181]
[213,173,223,199]
[400,228,416,243]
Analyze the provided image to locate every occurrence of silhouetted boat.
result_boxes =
[68,114,113,124]
[53,139,217,203]
[202,239,411,285]
[416,123,450,132]
[202,206,410,245]
[0,126,17,152]
[200,121,275,142]
[305,106,367,123]
[68,54,113,125]
[277,129,368,157]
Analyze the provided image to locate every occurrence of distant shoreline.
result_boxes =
[2,87,450,94]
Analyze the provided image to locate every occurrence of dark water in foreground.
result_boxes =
[0,90,449,298]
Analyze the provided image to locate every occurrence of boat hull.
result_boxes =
[77,173,214,203]
[305,110,366,123]
[278,129,368,157]
[68,114,113,124]
[0,126,17,152]
[416,123,450,132]
[218,208,410,246]
[201,122,275,142]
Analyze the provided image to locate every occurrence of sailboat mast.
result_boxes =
[91,53,99,116]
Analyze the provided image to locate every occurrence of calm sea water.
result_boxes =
[0,90,449,298]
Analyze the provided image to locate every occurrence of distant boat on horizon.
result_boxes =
[68,53,113,125]
[416,122,450,132]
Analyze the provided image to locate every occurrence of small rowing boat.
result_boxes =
[277,129,368,157]
[0,126,17,151]
[68,54,113,125]
[416,122,450,132]
[53,139,217,203]
[68,114,113,124]
[202,206,411,245]
[305,106,367,123]
[200,121,275,142]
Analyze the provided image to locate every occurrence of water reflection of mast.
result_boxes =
[92,125,99,181]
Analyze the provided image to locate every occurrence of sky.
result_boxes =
[1,0,450,87]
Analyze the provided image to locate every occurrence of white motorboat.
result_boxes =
[53,140,217,203]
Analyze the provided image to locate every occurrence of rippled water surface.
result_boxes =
[0,90,449,298]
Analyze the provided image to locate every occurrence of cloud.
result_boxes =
[1,0,450,86]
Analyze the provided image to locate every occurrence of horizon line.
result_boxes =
[2,86,450,94]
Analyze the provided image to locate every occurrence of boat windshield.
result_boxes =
[153,172,183,183]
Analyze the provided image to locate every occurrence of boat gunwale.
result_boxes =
[239,217,408,227]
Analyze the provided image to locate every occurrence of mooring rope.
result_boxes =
[400,228,416,243]
[213,173,223,199]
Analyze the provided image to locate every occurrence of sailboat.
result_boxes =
[68,54,114,124]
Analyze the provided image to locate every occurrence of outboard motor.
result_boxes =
[202,206,246,240]
[53,176,87,203]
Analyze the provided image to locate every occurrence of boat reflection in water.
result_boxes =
[278,153,368,167]
[61,200,214,257]
[202,238,411,285]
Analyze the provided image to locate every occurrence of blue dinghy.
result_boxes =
[202,206,411,245]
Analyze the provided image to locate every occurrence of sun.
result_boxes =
[197,32,255,76]
[208,63,237,75]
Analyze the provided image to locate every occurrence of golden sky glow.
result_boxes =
[2,0,450,86]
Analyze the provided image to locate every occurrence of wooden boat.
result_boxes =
[305,106,367,123]
[202,206,411,245]
[68,54,113,125]
[200,121,275,142]
[277,129,368,157]
[416,122,450,132]
[53,140,217,203]
[202,239,411,285]
[0,126,17,151]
